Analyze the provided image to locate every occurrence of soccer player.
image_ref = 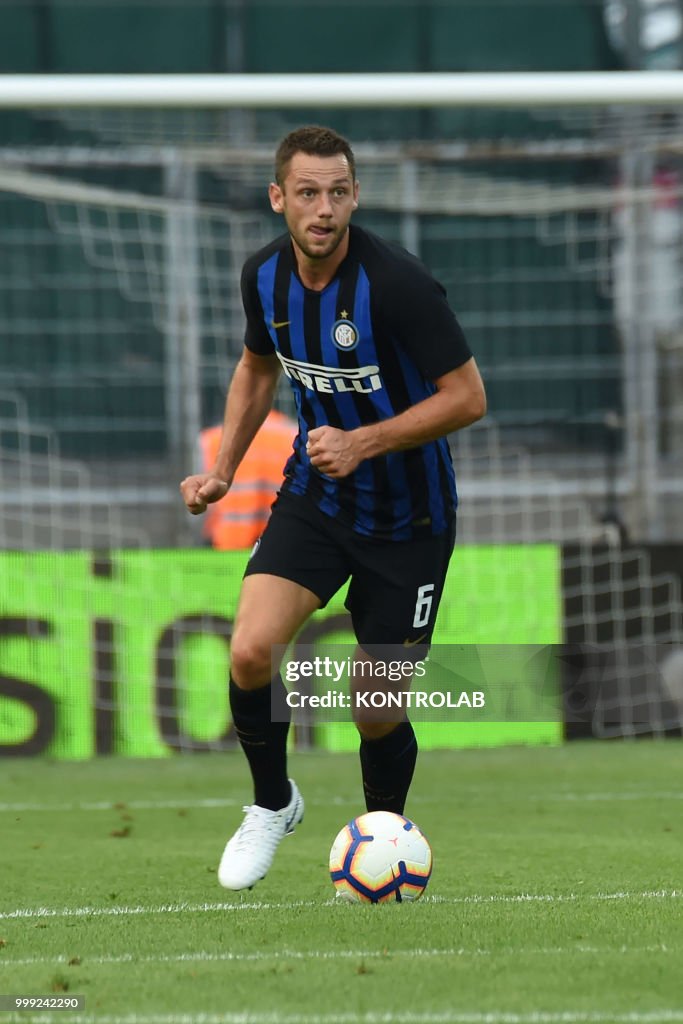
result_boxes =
[179,125,486,891]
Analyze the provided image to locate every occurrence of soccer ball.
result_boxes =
[329,810,432,903]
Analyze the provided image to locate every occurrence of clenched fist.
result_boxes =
[306,426,366,479]
[179,473,229,515]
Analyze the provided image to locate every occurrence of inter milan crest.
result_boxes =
[331,318,359,351]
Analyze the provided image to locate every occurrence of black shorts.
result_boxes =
[244,490,455,647]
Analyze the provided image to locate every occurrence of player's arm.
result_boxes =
[307,357,485,478]
[357,355,485,455]
[180,348,281,514]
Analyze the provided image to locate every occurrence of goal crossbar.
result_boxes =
[1,72,683,109]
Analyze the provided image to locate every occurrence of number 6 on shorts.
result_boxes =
[413,583,435,628]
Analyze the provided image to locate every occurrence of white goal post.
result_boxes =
[1,70,683,108]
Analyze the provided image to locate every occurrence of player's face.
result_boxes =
[269,152,359,264]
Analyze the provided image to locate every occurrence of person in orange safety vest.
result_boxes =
[199,409,298,550]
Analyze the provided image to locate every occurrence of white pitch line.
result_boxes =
[1,889,681,922]
[0,798,239,813]
[7,1009,683,1024]
[548,792,683,802]
[1,792,682,813]
[0,943,673,969]
[0,796,355,813]
[0,899,315,921]
[428,889,683,906]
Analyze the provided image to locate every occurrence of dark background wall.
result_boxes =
[0,2,619,76]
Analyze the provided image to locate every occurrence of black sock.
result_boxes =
[359,719,418,815]
[229,674,291,811]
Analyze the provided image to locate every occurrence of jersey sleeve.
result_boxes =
[384,261,472,381]
[240,260,275,355]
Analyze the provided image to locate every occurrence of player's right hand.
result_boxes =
[179,473,229,515]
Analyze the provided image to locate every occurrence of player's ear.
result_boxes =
[269,182,284,214]
[352,180,360,210]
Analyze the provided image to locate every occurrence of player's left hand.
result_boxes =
[306,426,363,478]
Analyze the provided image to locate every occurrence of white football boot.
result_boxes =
[217,779,304,891]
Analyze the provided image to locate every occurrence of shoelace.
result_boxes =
[232,805,278,852]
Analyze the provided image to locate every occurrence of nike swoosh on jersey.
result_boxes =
[271,320,291,329]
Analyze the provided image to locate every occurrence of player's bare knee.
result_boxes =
[229,635,273,689]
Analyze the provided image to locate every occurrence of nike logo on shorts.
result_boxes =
[403,632,429,647]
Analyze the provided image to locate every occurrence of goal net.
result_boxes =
[1,73,683,749]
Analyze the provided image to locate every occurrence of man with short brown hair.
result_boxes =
[180,125,486,891]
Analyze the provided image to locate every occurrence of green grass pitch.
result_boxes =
[1,742,682,1024]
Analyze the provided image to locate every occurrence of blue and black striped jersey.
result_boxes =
[241,224,472,541]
